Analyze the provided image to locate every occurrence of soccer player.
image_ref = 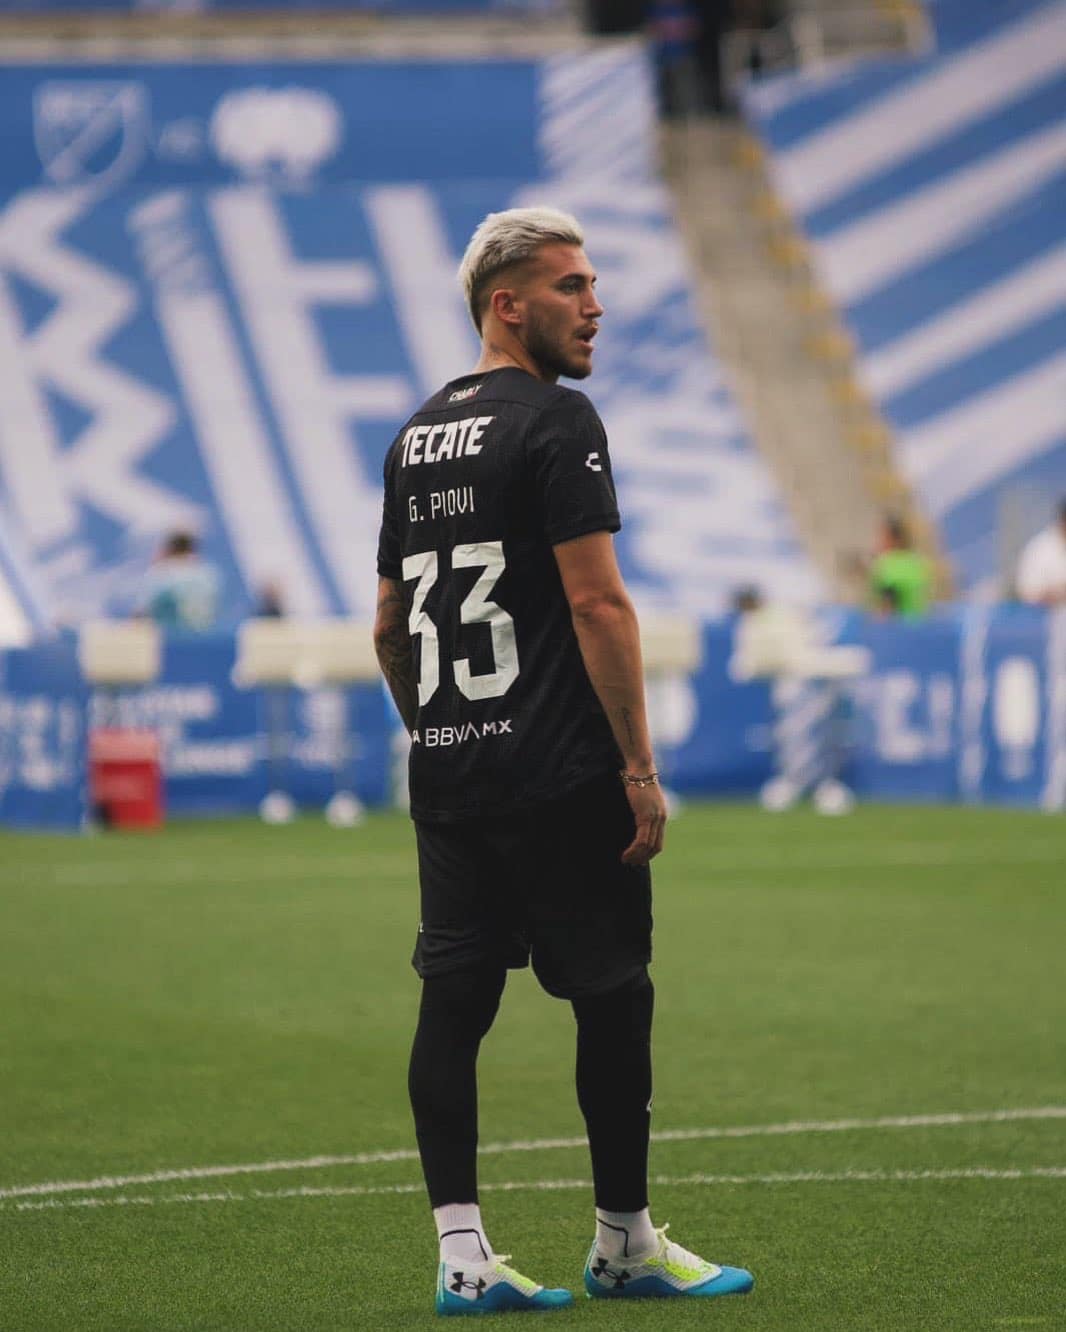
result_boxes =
[374,207,754,1316]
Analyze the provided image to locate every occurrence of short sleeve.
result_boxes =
[376,454,402,580]
[527,395,621,547]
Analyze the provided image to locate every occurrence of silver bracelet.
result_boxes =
[620,771,659,788]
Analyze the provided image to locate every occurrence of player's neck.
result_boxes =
[472,336,558,384]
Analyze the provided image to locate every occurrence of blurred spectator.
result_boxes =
[726,0,786,80]
[650,1,786,116]
[869,516,932,620]
[1015,499,1066,607]
[255,580,286,619]
[729,584,818,678]
[583,0,646,34]
[138,531,219,632]
[649,1,703,117]
[728,584,868,814]
[687,0,733,115]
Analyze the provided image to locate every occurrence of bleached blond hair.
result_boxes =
[458,206,584,333]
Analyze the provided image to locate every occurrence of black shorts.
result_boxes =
[412,771,652,1000]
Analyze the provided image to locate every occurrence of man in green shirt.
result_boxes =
[870,516,932,619]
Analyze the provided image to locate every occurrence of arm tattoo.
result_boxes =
[376,582,406,615]
[375,583,418,733]
[620,706,637,747]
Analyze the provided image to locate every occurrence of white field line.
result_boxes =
[37,840,1066,887]
[3,1107,1064,1203]
[8,1167,1066,1214]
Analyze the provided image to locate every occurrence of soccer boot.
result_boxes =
[436,1254,574,1316]
[584,1223,754,1301]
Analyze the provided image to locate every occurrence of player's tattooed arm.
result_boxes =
[373,576,418,734]
[554,532,667,866]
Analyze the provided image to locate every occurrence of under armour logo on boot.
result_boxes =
[592,1257,631,1289]
[449,1273,487,1299]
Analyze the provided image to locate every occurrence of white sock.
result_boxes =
[434,1203,492,1265]
[595,1208,657,1260]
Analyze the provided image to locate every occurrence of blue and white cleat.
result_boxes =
[436,1255,573,1316]
[584,1224,754,1301]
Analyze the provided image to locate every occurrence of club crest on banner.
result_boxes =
[33,81,150,194]
[209,87,342,184]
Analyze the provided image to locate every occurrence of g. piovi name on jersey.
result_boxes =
[400,415,495,467]
[408,487,476,524]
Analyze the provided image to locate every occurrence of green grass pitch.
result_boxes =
[1,803,1064,1330]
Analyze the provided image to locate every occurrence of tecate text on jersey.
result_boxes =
[400,416,495,468]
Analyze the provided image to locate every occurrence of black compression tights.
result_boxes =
[409,967,654,1212]
[409,967,507,1208]
[573,970,654,1212]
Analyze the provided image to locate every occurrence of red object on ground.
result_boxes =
[89,729,164,829]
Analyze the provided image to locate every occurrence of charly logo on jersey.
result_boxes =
[209,87,342,183]
[448,383,482,404]
[33,81,150,193]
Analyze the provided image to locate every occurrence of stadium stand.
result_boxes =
[1,3,1063,826]
[0,42,819,629]
[742,0,1066,598]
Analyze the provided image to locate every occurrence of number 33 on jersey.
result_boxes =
[377,367,624,822]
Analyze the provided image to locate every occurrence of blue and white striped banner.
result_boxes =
[0,51,819,633]
[743,0,1066,596]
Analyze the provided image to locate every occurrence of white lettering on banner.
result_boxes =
[871,671,954,764]
[0,694,80,796]
[992,656,1040,782]
[90,685,218,729]
[607,401,823,612]
[89,683,254,779]
[0,190,195,551]
[292,688,348,768]
[129,191,327,616]
[364,186,479,394]
[169,741,258,777]
[210,188,413,617]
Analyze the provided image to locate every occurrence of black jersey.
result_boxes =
[377,367,623,821]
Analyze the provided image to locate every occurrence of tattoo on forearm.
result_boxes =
[621,706,637,747]
[376,584,406,614]
[377,626,418,733]
[375,584,418,732]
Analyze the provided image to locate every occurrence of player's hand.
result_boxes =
[621,781,667,866]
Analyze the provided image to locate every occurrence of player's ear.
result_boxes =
[490,286,522,327]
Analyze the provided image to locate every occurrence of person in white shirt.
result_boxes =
[139,531,219,631]
[1016,500,1066,607]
